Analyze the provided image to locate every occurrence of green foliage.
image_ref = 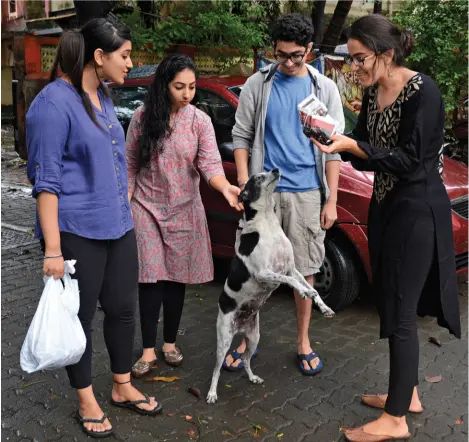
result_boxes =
[25,0,46,20]
[117,1,270,63]
[394,0,468,114]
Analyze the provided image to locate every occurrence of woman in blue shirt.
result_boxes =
[27,18,161,439]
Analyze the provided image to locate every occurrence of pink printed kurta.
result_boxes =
[126,104,225,284]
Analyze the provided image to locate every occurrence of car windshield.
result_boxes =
[113,86,147,120]
[228,85,243,97]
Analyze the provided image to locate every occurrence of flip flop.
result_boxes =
[297,351,323,376]
[75,412,113,439]
[222,347,259,372]
[111,393,163,416]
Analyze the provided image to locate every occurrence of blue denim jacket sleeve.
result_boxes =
[27,97,69,198]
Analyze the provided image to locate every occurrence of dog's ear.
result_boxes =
[238,187,249,203]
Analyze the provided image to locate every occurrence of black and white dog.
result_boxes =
[206,168,335,403]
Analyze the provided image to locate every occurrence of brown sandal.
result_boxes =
[361,394,424,414]
[162,347,183,367]
[131,358,157,378]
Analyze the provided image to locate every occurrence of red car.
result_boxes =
[112,66,468,310]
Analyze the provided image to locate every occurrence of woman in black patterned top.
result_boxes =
[313,15,460,442]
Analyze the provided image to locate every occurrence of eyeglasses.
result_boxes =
[344,53,375,66]
[274,52,307,64]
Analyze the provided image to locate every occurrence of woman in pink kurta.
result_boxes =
[126,54,241,377]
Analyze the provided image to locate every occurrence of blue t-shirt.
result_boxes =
[264,70,321,192]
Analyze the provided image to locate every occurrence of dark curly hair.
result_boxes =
[139,53,197,166]
[271,13,314,48]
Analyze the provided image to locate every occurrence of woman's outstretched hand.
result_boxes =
[222,184,243,211]
[310,134,356,154]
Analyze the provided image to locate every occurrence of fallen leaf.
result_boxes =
[429,336,442,347]
[146,376,181,383]
[456,417,464,425]
[277,433,284,438]
[188,386,202,399]
[225,384,232,388]
[167,413,174,417]
[314,341,323,345]
[222,430,233,436]
[424,375,442,383]
[49,394,57,399]
[187,426,199,440]
[250,422,262,430]
[185,415,193,421]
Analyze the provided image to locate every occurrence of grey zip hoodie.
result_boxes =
[232,63,345,201]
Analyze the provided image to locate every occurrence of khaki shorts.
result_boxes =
[272,189,325,276]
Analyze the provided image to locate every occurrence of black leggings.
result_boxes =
[42,230,138,389]
[384,216,436,417]
[139,282,186,349]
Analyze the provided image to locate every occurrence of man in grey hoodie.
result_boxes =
[223,14,345,376]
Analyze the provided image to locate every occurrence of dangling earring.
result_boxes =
[387,64,394,78]
[94,63,105,81]
[96,67,105,80]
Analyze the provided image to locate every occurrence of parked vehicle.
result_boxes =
[111,66,468,311]
[444,97,468,165]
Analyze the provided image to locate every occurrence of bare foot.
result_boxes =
[349,413,409,438]
[77,387,112,434]
[366,393,423,413]
[162,342,176,353]
[141,348,157,363]
[112,381,158,412]
[298,343,320,372]
[224,341,246,369]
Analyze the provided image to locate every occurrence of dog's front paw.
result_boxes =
[321,306,335,318]
[249,375,264,384]
[206,392,218,404]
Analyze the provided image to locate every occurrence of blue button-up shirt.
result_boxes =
[26,78,134,240]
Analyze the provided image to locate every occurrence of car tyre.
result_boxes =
[314,237,361,311]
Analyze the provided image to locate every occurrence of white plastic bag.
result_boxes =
[20,260,86,373]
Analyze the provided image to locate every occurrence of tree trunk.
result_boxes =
[138,0,156,28]
[311,0,326,46]
[373,0,383,14]
[73,0,116,26]
[320,0,353,52]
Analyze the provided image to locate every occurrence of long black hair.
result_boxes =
[139,53,197,166]
[349,14,414,66]
[50,18,131,126]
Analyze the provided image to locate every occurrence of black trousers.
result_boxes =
[43,230,138,389]
[384,215,436,417]
[139,282,186,349]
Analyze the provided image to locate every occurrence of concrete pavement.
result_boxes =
[1,132,467,441]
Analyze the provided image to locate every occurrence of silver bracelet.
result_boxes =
[44,254,63,260]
